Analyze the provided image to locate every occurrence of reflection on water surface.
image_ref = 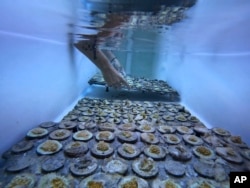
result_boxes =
[74,0,197,52]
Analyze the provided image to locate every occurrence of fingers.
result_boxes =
[107,77,129,89]
[102,65,129,89]
[120,77,130,88]
[108,81,125,89]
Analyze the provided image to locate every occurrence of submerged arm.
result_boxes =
[74,40,128,88]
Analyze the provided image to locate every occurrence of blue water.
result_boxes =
[74,0,250,145]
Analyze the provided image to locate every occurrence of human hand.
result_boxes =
[110,58,126,77]
[101,66,129,89]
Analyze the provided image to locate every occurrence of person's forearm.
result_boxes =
[74,41,113,72]
[74,40,128,88]
[102,50,116,62]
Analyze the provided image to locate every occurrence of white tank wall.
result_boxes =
[0,0,96,155]
[157,0,250,144]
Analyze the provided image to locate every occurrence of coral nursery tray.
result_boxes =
[88,73,180,100]
[1,97,249,187]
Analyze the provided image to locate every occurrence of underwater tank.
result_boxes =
[0,0,250,187]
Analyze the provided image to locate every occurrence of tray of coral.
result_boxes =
[1,97,250,187]
[88,73,180,99]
